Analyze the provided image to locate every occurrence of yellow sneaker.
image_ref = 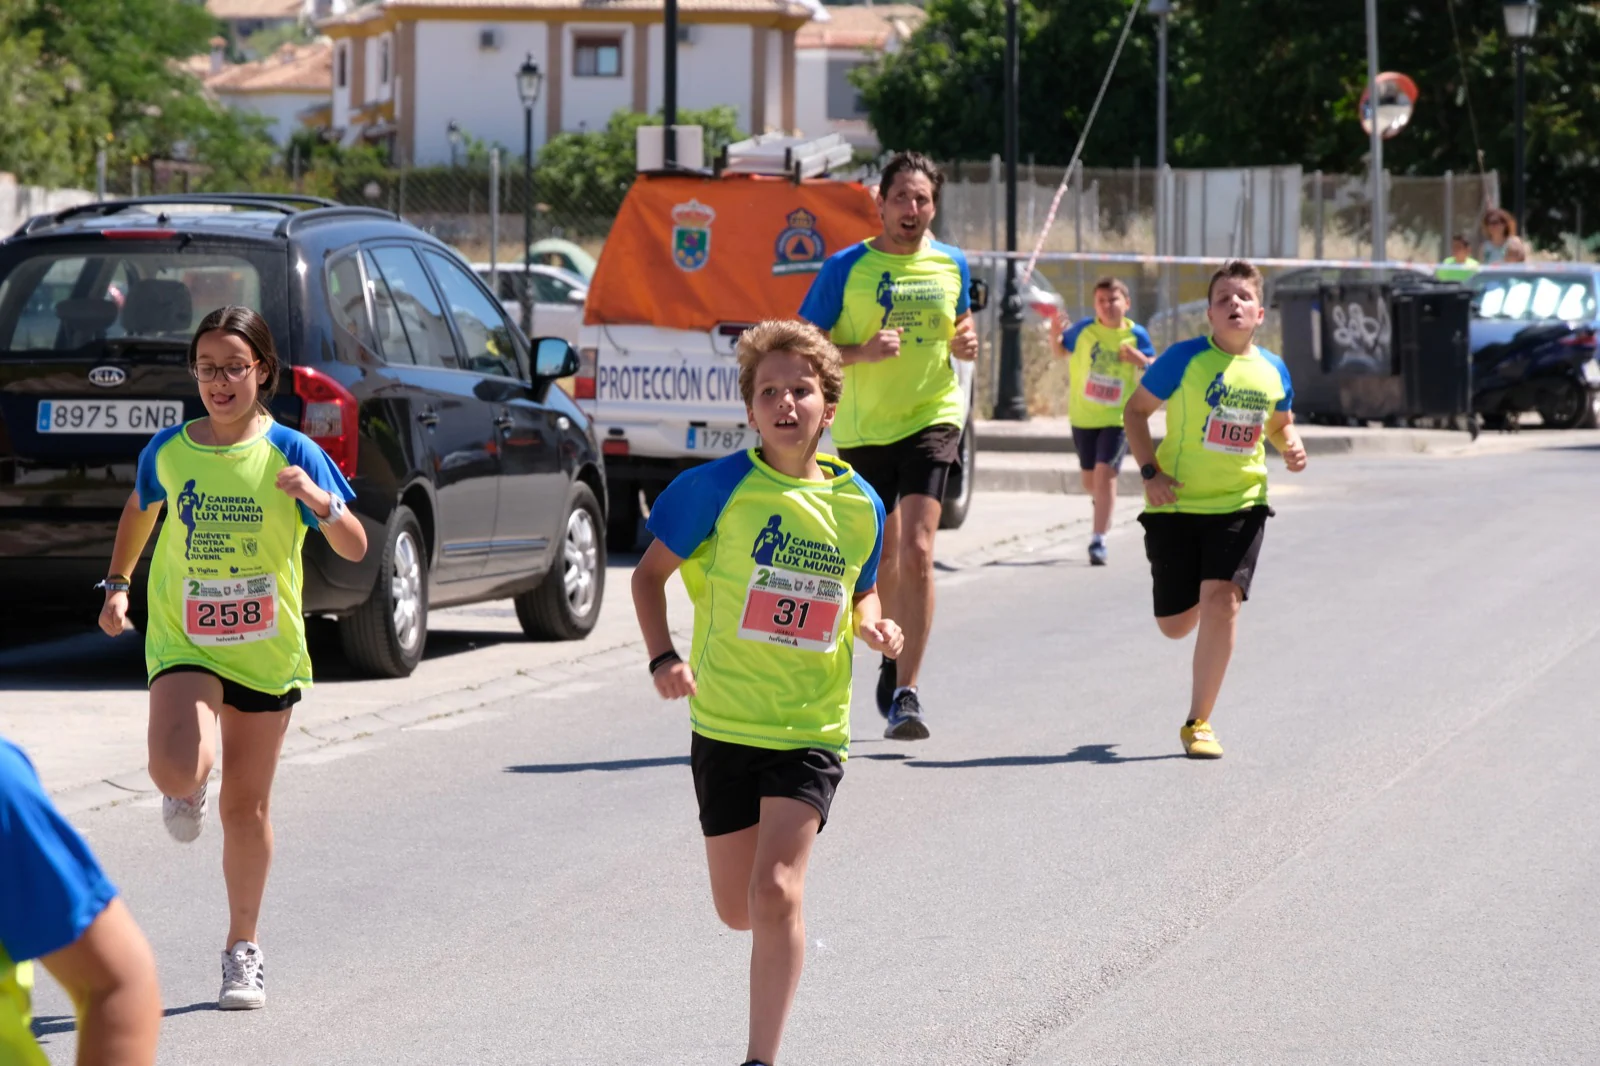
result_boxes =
[1180,720,1224,759]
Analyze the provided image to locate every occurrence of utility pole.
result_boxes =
[993,0,1027,420]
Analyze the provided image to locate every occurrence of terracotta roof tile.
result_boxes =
[796,3,922,49]
[204,41,333,94]
[319,0,811,27]
[207,0,304,19]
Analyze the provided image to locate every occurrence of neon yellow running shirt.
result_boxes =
[1140,336,1294,515]
[1060,317,1156,429]
[134,419,355,695]
[799,239,970,448]
[646,449,885,755]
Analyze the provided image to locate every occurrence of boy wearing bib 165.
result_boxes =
[1124,261,1307,759]
[1058,276,1155,566]
[632,320,902,1066]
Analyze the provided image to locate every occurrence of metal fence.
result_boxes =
[935,158,1503,265]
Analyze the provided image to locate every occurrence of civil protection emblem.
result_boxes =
[772,207,826,275]
[671,199,715,272]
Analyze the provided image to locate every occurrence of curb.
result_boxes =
[49,516,1114,816]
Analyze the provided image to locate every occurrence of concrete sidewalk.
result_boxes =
[973,413,1591,494]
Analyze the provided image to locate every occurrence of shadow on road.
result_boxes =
[506,755,690,774]
[905,744,1187,769]
[33,1001,216,1039]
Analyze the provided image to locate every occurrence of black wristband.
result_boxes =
[648,650,681,675]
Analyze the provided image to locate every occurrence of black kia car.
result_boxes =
[0,193,607,676]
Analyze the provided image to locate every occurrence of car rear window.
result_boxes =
[1472,274,1597,322]
[0,243,282,357]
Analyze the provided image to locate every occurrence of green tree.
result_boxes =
[0,7,115,187]
[533,106,744,218]
[853,0,1158,167]
[14,0,279,189]
[857,0,1600,245]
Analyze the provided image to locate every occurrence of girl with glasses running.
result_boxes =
[96,305,366,1010]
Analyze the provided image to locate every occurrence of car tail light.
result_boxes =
[602,438,629,457]
[293,365,359,478]
[575,346,598,400]
[1559,329,1596,348]
[104,229,178,239]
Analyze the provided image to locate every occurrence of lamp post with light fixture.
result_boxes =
[516,55,543,336]
[1503,0,1537,230]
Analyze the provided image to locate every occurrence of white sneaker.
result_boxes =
[219,941,266,1010]
[162,780,208,843]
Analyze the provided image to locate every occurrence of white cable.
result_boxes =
[1019,0,1145,287]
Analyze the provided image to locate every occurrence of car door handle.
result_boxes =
[493,412,515,430]
[417,408,439,427]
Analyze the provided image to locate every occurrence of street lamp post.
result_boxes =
[1149,0,1170,173]
[1504,0,1538,230]
[993,0,1027,421]
[1364,0,1385,262]
[516,55,543,337]
[447,120,462,168]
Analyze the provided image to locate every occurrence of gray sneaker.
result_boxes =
[162,780,208,843]
[1088,540,1108,566]
[219,940,266,1010]
[884,689,930,741]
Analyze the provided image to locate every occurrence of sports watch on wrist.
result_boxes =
[1140,463,1159,481]
[317,492,347,527]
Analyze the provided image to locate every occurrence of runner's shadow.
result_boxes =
[906,744,1186,768]
[505,756,690,774]
[32,1001,215,1038]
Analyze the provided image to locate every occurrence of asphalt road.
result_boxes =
[30,445,1600,1065]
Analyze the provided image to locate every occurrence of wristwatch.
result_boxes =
[1140,463,1159,481]
[318,492,347,527]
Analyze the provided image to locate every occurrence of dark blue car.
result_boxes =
[1469,266,1600,429]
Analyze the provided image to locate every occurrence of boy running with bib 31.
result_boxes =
[98,306,366,1008]
[1058,276,1155,565]
[632,320,901,1066]
[1124,261,1306,759]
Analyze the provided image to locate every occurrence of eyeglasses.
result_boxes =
[191,362,258,382]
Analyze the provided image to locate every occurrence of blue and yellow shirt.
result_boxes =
[135,419,355,695]
[1060,317,1155,429]
[1140,336,1294,515]
[646,449,885,755]
[1,738,119,1066]
[799,239,971,448]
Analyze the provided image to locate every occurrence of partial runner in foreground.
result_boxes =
[1058,276,1155,565]
[98,306,366,1010]
[798,151,978,740]
[1,737,162,1066]
[1124,260,1307,759]
[631,321,901,1066]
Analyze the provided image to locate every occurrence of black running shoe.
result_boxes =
[884,688,930,740]
[875,655,896,719]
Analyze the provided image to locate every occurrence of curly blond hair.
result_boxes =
[736,320,844,407]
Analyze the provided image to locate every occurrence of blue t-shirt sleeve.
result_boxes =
[1140,338,1203,401]
[1132,324,1156,358]
[645,453,752,559]
[1265,351,1295,411]
[134,425,184,510]
[948,245,972,316]
[1061,317,1092,351]
[798,254,850,331]
[268,425,357,527]
[853,480,886,595]
[0,741,117,963]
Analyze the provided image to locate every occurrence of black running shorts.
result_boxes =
[836,423,961,515]
[690,733,843,837]
[150,665,302,713]
[1137,506,1273,617]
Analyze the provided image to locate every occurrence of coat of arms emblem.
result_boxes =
[671,199,715,271]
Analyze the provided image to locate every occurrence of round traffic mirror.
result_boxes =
[1359,72,1420,139]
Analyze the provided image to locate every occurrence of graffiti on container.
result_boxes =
[1329,299,1390,373]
